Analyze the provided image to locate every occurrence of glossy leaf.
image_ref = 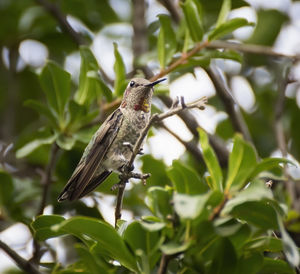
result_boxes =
[56,134,76,150]
[75,46,100,105]
[208,238,237,274]
[231,201,278,230]
[181,0,204,42]
[31,215,66,241]
[174,191,221,220]
[146,187,172,220]
[208,18,254,41]
[223,180,273,215]
[24,99,58,127]
[16,132,57,158]
[157,14,177,68]
[160,241,191,255]
[259,258,295,274]
[167,160,207,194]
[225,134,257,191]
[216,0,231,28]
[249,157,291,180]
[141,155,170,187]
[124,221,161,269]
[199,128,223,191]
[53,217,137,272]
[75,244,109,273]
[113,42,126,96]
[39,61,71,122]
[236,252,264,274]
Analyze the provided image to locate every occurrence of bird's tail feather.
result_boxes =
[57,170,112,202]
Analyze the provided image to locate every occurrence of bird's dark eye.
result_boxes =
[129,81,135,87]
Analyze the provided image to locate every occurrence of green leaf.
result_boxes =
[216,0,231,28]
[160,241,191,255]
[174,192,209,220]
[76,244,110,273]
[181,0,204,42]
[0,171,13,206]
[208,18,254,41]
[39,61,71,123]
[208,238,237,274]
[244,237,284,253]
[31,215,66,241]
[56,134,76,150]
[199,128,223,191]
[16,132,57,158]
[141,155,170,187]
[258,258,295,274]
[124,221,161,269]
[230,201,278,230]
[223,180,273,215]
[174,191,222,220]
[75,46,103,105]
[225,134,257,191]
[249,157,291,180]
[53,217,138,272]
[236,252,264,274]
[277,213,300,268]
[113,42,126,96]
[248,9,288,47]
[157,14,177,68]
[146,187,172,220]
[94,75,113,102]
[207,49,243,63]
[167,160,208,194]
[24,100,58,127]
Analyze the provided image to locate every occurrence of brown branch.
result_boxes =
[150,41,210,82]
[132,0,148,61]
[209,194,229,221]
[274,70,299,212]
[208,40,300,61]
[158,122,204,164]
[0,240,41,274]
[114,97,207,226]
[37,143,59,215]
[32,143,59,264]
[157,0,181,24]
[206,65,253,143]
[35,0,86,46]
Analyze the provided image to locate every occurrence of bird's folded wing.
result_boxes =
[57,108,124,201]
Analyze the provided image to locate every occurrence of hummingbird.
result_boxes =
[58,77,166,202]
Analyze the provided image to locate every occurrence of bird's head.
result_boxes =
[121,78,166,112]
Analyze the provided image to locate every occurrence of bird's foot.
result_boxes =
[123,142,144,155]
[111,171,150,191]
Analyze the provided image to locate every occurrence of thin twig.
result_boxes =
[150,41,210,82]
[37,143,59,215]
[158,122,204,164]
[274,68,299,212]
[157,0,181,24]
[32,143,59,264]
[206,65,253,143]
[209,194,229,221]
[0,240,41,274]
[35,0,86,46]
[208,40,300,61]
[114,97,207,226]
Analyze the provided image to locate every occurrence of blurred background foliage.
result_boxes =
[0,0,300,273]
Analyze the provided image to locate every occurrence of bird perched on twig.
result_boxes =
[58,78,166,201]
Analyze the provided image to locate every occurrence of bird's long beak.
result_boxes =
[145,78,167,87]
